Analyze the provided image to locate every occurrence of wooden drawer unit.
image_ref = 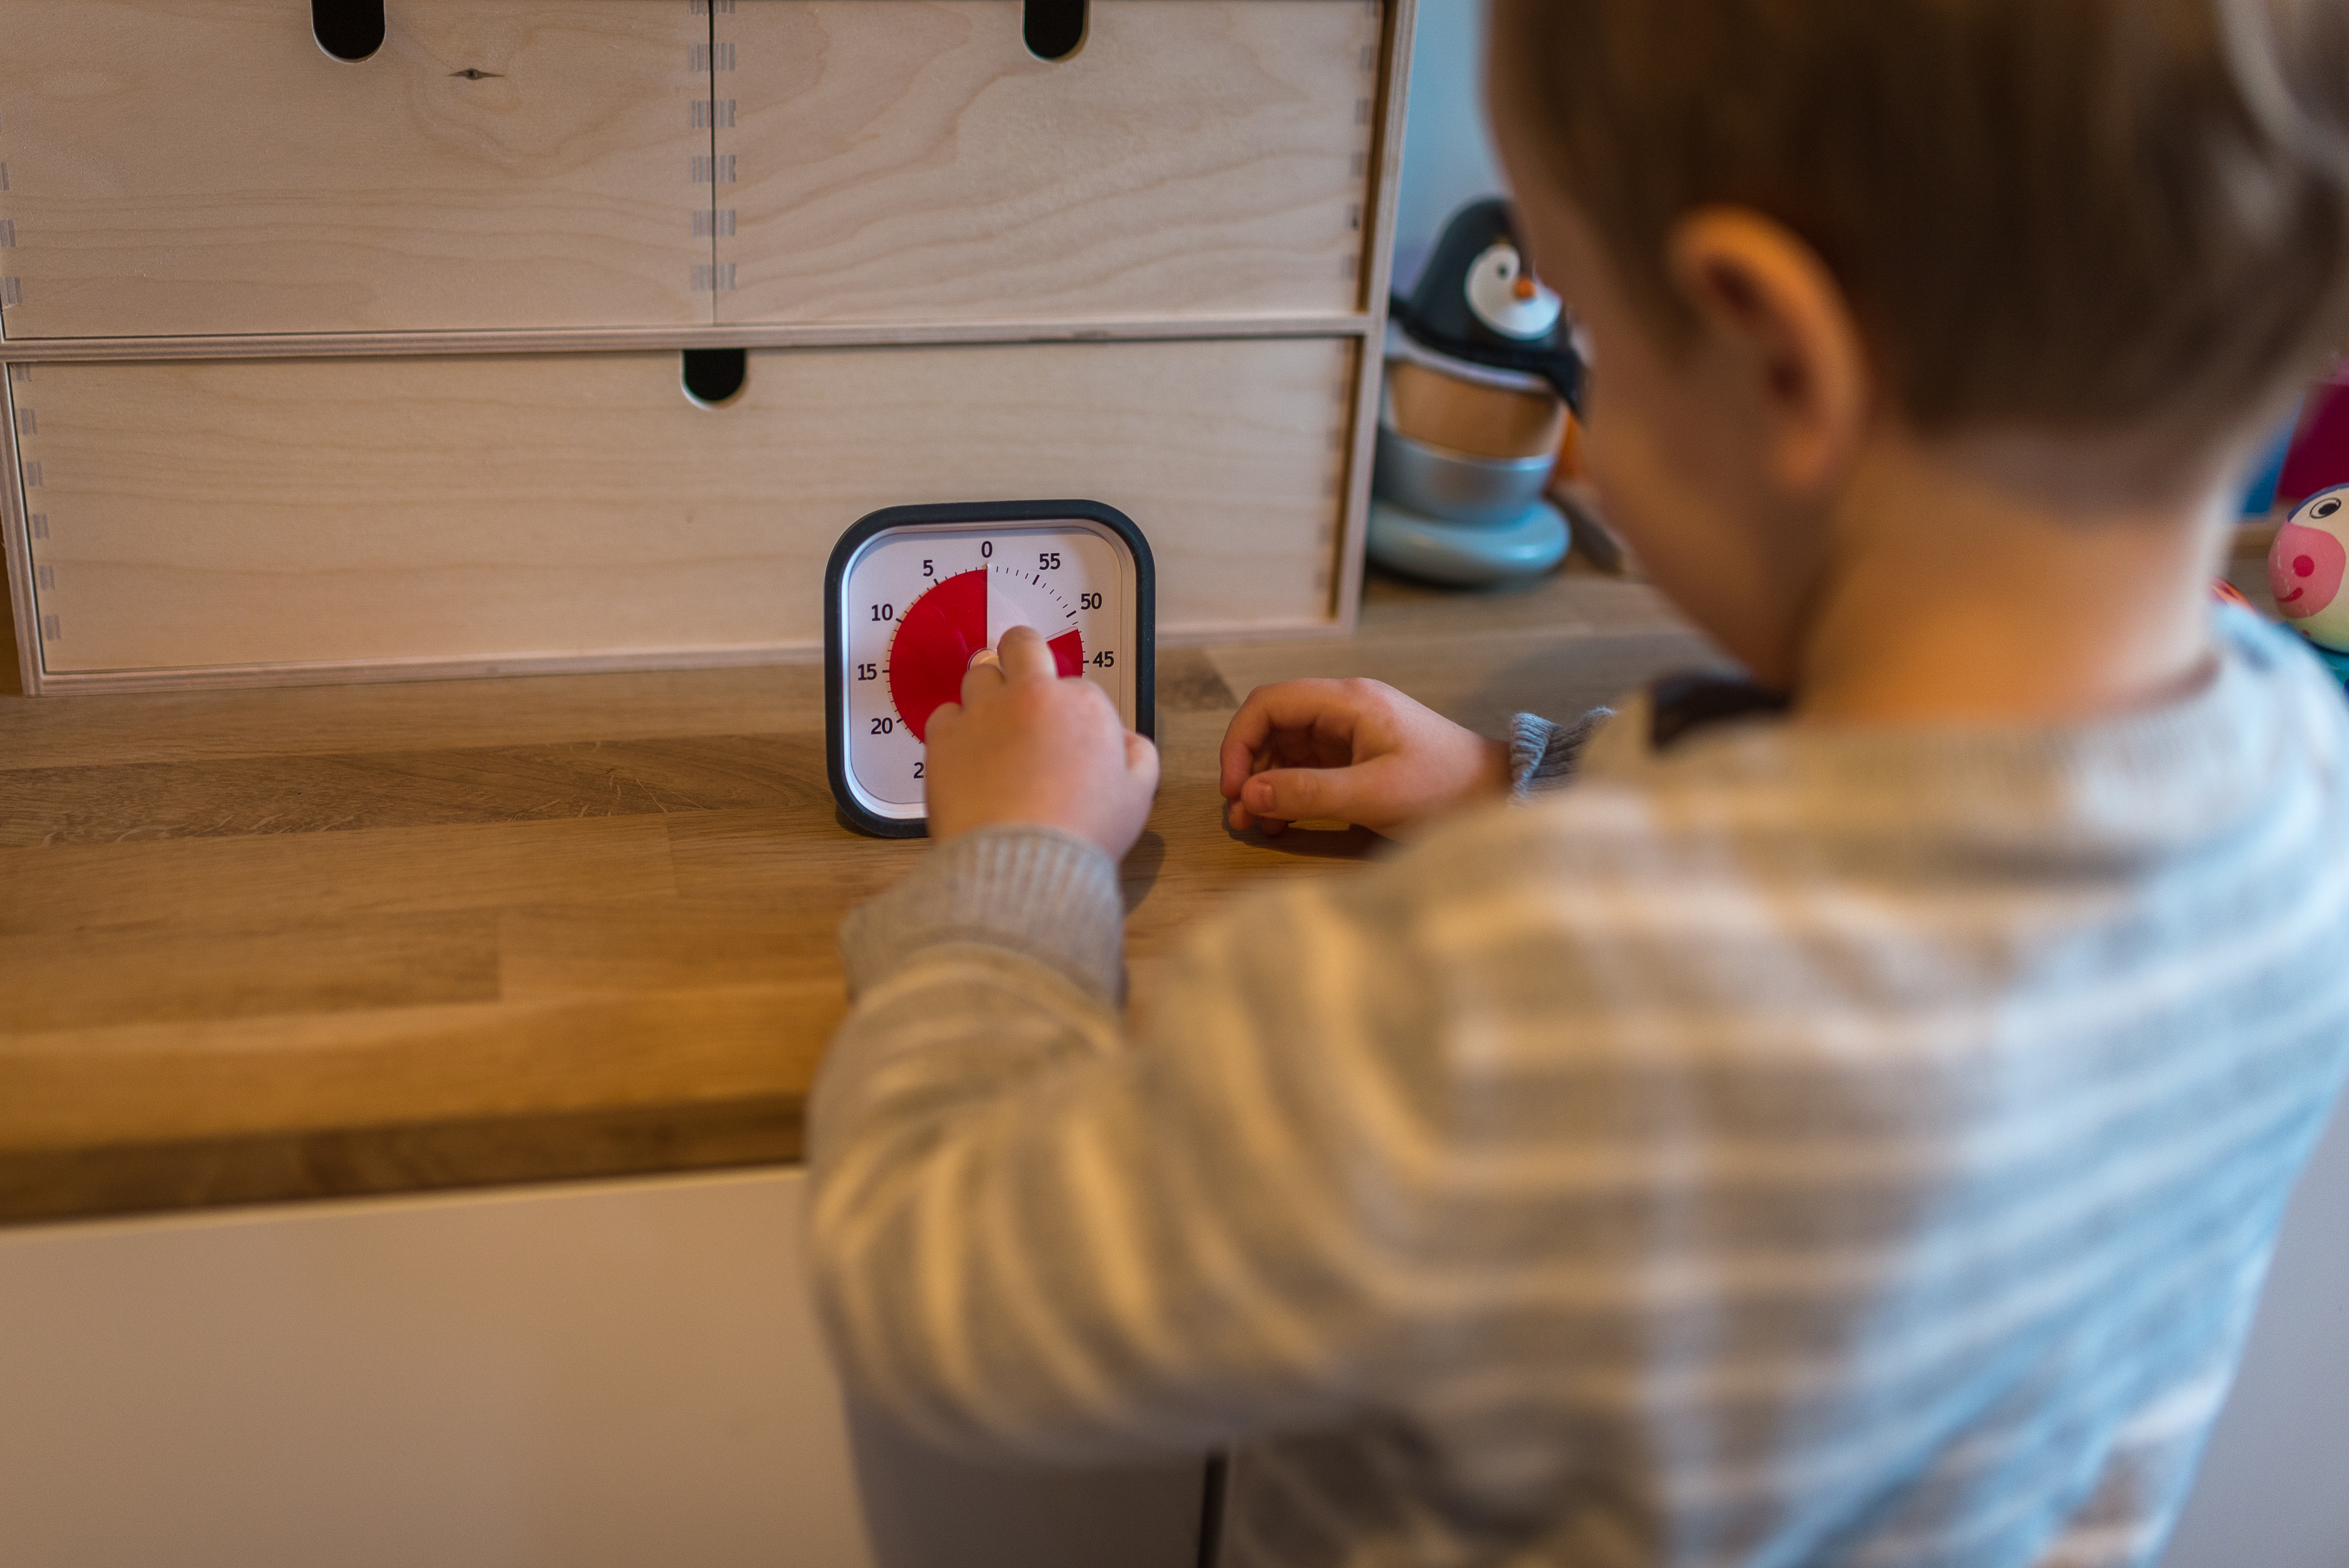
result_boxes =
[10,339,1357,681]
[0,0,708,338]
[711,0,1386,326]
[0,0,1416,692]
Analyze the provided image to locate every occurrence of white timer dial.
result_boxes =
[837,519,1138,823]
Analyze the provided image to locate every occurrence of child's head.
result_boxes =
[1485,0,2349,697]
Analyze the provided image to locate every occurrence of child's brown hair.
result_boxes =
[1488,0,2349,453]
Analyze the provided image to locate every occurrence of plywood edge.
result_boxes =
[1,368,38,696]
[0,312,1379,365]
[1330,0,1418,635]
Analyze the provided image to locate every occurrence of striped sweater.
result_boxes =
[808,609,2349,1568]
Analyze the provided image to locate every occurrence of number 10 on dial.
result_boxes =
[825,500,1157,837]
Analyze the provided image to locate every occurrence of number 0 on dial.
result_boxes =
[825,500,1157,837]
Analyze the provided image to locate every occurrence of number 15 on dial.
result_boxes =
[825,500,1157,837]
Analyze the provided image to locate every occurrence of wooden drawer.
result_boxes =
[712,1,1386,325]
[0,0,707,339]
[9,339,1357,683]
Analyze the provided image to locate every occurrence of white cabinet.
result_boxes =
[4,1120,2340,1564]
[0,1170,1205,1568]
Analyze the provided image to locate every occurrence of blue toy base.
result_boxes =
[1365,498,1571,587]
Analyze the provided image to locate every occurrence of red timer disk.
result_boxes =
[887,569,1086,742]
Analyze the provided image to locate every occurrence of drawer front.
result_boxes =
[0,1,707,339]
[713,1,1386,326]
[13,339,1357,677]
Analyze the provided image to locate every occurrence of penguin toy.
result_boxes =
[1369,199,1588,587]
[1392,197,1584,412]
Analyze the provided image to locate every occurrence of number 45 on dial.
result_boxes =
[825,500,1157,837]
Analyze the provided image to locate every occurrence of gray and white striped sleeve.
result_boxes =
[807,824,1408,1460]
[1509,707,1611,796]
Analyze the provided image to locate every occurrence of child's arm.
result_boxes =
[807,637,1610,1457]
[809,849,1397,1460]
[919,628,1589,849]
[807,632,1425,1455]
[1220,680,1611,835]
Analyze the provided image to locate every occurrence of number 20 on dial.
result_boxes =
[825,500,1157,837]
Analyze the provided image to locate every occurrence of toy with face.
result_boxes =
[2271,485,2349,650]
[1393,198,1585,407]
[1464,241,1563,341]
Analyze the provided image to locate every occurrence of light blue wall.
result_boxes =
[1392,0,1504,294]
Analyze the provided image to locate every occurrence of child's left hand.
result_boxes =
[920,625,1161,858]
[1219,678,1510,838]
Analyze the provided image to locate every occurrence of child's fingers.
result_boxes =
[1227,795,1288,836]
[925,699,965,746]
[1123,732,1164,828]
[959,649,1005,708]
[1124,729,1161,788]
[1218,726,1260,801]
[996,624,1055,683]
[1240,764,1368,829]
[1220,681,1362,798]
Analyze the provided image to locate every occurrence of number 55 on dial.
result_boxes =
[825,500,1157,837]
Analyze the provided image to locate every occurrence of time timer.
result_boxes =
[825,500,1157,837]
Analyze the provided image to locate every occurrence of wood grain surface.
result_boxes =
[16,339,1356,681]
[0,567,1710,1224]
[716,1,1385,325]
[0,0,706,338]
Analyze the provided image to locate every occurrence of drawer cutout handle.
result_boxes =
[313,0,384,62]
[1024,0,1087,61]
[682,348,748,408]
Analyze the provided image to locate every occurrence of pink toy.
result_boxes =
[2270,485,2349,650]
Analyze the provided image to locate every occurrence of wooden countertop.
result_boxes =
[0,566,1708,1225]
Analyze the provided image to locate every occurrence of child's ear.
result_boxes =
[1665,207,1872,499]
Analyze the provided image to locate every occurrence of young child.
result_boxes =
[808,1,2349,1562]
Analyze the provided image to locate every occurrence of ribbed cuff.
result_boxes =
[1509,707,1612,798]
[839,826,1126,1003]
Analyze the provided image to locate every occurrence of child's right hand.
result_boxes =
[1218,679,1510,838]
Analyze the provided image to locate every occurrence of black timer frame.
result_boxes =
[824,499,1158,839]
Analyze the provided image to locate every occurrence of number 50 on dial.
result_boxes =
[825,500,1157,837]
